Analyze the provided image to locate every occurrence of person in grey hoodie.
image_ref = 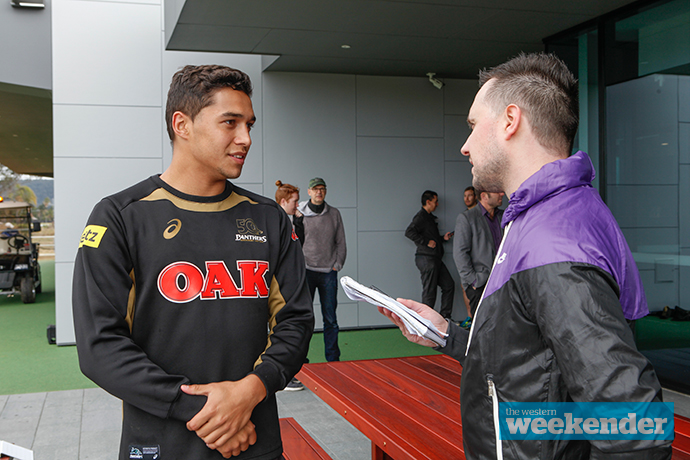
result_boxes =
[297,177,347,361]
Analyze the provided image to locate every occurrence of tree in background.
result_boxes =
[1,163,54,222]
[0,164,18,197]
[12,184,37,207]
[35,197,54,222]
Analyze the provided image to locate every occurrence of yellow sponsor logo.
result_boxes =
[79,225,107,248]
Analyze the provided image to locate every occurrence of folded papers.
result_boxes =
[340,276,447,347]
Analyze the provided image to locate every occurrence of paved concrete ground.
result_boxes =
[1,386,689,460]
[0,387,369,460]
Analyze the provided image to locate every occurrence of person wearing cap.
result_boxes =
[297,177,346,362]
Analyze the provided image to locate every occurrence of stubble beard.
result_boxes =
[472,138,507,194]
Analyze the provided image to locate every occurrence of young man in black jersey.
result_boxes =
[73,65,314,460]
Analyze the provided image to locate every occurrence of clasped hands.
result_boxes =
[182,374,266,458]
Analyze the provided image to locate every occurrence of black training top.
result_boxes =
[73,176,314,460]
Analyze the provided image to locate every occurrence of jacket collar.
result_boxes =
[502,151,595,227]
[298,200,329,216]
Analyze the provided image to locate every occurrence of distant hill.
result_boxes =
[19,179,54,206]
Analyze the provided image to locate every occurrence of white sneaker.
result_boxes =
[282,378,304,391]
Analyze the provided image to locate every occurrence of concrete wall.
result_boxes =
[0,0,52,90]
[262,74,478,328]
[52,0,479,344]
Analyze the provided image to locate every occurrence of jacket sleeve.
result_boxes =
[436,321,470,367]
[525,263,672,458]
[332,209,347,271]
[453,212,476,289]
[405,212,426,247]
[250,210,315,395]
[293,214,305,245]
[72,198,206,423]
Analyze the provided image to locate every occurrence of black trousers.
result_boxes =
[465,284,485,317]
[415,256,455,319]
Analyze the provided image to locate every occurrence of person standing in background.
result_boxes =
[275,180,304,244]
[405,190,455,321]
[459,185,479,327]
[297,177,346,362]
[274,180,307,392]
[463,186,477,209]
[453,190,504,329]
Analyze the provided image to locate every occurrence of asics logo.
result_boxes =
[164,219,181,240]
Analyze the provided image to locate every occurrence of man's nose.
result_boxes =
[460,140,469,157]
[235,125,252,146]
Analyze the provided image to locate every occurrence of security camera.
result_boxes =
[426,72,444,90]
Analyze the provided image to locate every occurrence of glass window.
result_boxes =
[606,0,690,395]
[548,0,690,395]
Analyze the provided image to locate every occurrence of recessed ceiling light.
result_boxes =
[341,45,351,49]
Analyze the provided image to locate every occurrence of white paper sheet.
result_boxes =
[340,276,447,347]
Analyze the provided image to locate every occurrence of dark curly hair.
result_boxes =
[165,65,253,141]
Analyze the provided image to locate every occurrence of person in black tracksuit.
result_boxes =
[405,190,455,320]
[73,65,313,460]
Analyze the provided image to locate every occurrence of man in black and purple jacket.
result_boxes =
[380,53,672,459]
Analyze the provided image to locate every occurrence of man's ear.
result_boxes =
[172,111,191,141]
[502,104,522,140]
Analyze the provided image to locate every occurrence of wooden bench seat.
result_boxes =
[674,413,690,459]
[298,355,690,460]
[280,417,332,460]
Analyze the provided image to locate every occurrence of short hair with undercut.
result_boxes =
[421,190,437,207]
[479,52,578,154]
[165,65,253,141]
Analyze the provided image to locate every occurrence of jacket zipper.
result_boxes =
[488,376,503,460]
[466,220,514,355]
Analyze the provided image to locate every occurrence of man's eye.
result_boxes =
[247,124,254,131]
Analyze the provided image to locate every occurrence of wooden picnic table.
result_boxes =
[297,354,690,460]
[298,354,465,460]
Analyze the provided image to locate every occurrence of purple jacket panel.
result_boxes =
[484,151,648,320]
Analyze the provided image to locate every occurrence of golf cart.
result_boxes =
[0,200,42,303]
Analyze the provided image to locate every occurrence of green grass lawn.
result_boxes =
[0,259,435,395]
[0,260,97,395]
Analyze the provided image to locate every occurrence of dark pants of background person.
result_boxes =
[465,284,485,317]
[414,255,454,319]
[306,269,340,362]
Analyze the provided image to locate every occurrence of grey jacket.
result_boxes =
[453,204,503,290]
[297,200,346,273]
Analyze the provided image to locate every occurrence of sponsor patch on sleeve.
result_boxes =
[79,225,107,248]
